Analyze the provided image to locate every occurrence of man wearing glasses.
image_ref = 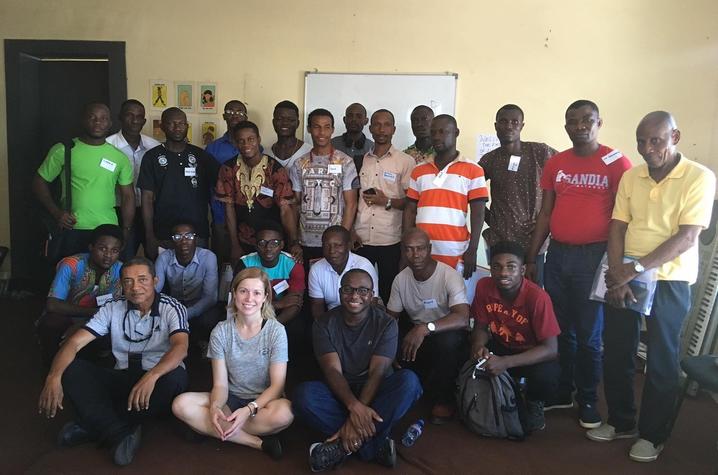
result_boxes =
[38,256,189,467]
[154,222,221,347]
[294,268,422,471]
[206,100,249,263]
[308,226,378,321]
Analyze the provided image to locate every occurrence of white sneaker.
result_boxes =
[586,423,638,442]
[629,438,664,462]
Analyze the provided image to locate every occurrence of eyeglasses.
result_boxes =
[340,285,372,297]
[171,232,197,242]
[257,239,282,249]
[224,110,248,117]
[123,310,158,343]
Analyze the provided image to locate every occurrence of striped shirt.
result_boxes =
[407,154,488,267]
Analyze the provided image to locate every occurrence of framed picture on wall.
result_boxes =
[198,83,217,113]
[151,117,165,142]
[149,79,170,110]
[201,121,217,146]
[175,81,194,112]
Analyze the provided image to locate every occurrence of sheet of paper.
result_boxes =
[476,134,501,161]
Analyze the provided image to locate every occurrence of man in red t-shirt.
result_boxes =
[471,240,560,432]
[526,100,632,430]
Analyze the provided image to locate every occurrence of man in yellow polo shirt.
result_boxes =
[586,111,716,463]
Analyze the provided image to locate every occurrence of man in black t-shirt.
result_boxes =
[293,269,422,472]
[138,107,219,260]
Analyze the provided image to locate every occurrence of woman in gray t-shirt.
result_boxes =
[172,268,292,459]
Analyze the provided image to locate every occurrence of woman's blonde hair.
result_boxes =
[228,267,276,320]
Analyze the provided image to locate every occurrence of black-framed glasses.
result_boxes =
[224,110,247,117]
[171,232,197,242]
[123,310,158,343]
[257,239,282,249]
[340,285,372,297]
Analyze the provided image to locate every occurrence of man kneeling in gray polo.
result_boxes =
[38,256,189,466]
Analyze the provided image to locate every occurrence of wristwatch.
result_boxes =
[385,198,392,210]
[426,322,436,333]
[633,261,645,274]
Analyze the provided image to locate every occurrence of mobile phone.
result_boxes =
[364,188,377,195]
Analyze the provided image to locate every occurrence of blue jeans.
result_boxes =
[603,281,690,445]
[292,369,422,460]
[544,240,605,405]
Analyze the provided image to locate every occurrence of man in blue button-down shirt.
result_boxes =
[154,222,222,343]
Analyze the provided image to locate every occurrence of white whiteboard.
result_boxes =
[303,72,457,151]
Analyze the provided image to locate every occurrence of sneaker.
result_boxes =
[261,435,283,460]
[578,403,602,429]
[629,438,664,462]
[430,403,455,425]
[586,423,638,442]
[112,425,142,466]
[309,440,347,472]
[526,400,546,432]
[57,421,92,447]
[544,392,574,411]
[374,438,396,468]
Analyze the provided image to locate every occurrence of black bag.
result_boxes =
[43,139,75,265]
[456,359,527,440]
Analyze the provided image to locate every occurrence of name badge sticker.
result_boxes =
[601,150,623,165]
[508,155,521,172]
[273,280,290,294]
[260,186,274,197]
[423,298,438,309]
[328,164,342,175]
[99,158,117,172]
[184,167,197,177]
[382,171,397,183]
[96,293,114,306]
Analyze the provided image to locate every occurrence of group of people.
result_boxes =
[33,95,715,469]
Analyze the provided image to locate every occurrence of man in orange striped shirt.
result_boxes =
[403,115,488,279]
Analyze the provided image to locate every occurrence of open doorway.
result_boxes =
[4,39,126,291]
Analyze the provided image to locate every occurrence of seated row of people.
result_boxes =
[38,222,559,470]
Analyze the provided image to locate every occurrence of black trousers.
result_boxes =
[399,323,469,405]
[355,243,401,304]
[62,359,187,445]
[488,341,560,403]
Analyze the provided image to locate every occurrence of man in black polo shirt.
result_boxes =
[138,107,219,260]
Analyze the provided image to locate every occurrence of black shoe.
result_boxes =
[544,392,574,411]
[374,438,396,468]
[526,400,546,432]
[579,403,602,429]
[57,421,92,447]
[112,425,142,466]
[309,440,347,472]
[261,435,283,460]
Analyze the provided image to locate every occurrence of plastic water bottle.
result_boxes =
[401,419,425,447]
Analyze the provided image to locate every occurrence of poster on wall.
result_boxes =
[198,83,217,114]
[201,121,217,146]
[149,80,170,110]
[175,81,194,112]
[151,117,165,142]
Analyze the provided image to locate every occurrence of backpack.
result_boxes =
[456,359,527,441]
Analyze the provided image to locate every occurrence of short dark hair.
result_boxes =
[308,108,334,128]
[496,104,524,121]
[340,268,373,287]
[566,99,599,116]
[231,120,260,137]
[489,241,526,264]
[91,224,124,246]
[322,225,350,244]
[371,109,395,125]
[224,100,246,111]
[119,99,145,116]
[161,107,183,121]
[411,105,434,116]
[121,256,156,278]
[274,100,299,116]
[171,221,197,234]
[254,219,285,237]
[433,114,457,128]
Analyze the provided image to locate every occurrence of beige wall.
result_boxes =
[2,0,718,274]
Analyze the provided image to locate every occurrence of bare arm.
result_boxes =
[357,355,393,406]
[46,297,97,318]
[402,303,469,361]
[484,336,558,376]
[33,174,75,229]
[318,352,359,410]
[141,189,158,259]
[118,184,135,242]
[275,292,302,324]
[341,189,358,231]
[310,297,326,321]
[403,199,417,231]
[525,190,555,281]
[279,201,298,243]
